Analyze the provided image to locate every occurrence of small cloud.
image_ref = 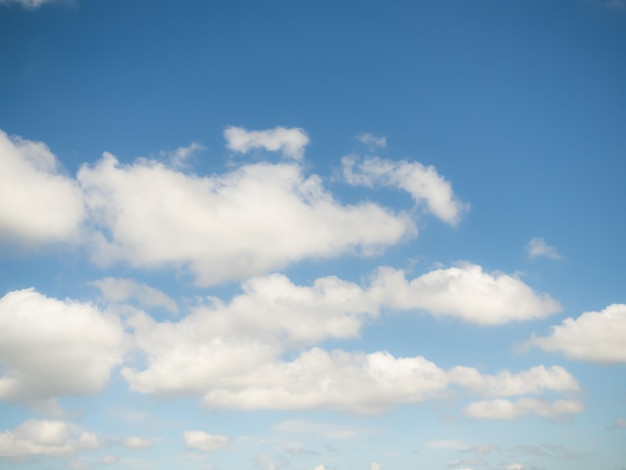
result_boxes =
[0,0,66,9]
[123,436,155,449]
[526,238,562,260]
[506,464,525,470]
[183,431,229,451]
[224,126,309,160]
[370,463,381,470]
[614,417,626,428]
[357,133,387,149]
[100,455,119,465]
[160,142,205,168]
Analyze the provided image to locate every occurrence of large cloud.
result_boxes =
[464,398,583,420]
[0,130,84,244]
[78,154,414,285]
[342,156,468,225]
[527,304,626,363]
[0,289,127,408]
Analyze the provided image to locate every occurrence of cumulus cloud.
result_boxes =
[372,263,561,325]
[342,156,468,225]
[0,288,127,408]
[161,142,205,168]
[506,464,525,470]
[90,277,178,314]
[449,365,579,397]
[0,130,84,244]
[527,304,626,363]
[526,238,562,260]
[464,398,583,420]
[183,431,229,451]
[357,133,387,149]
[0,420,96,458]
[224,126,309,160]
[370,463,381,470]
[123,436,155,449]
[78,153,413,285]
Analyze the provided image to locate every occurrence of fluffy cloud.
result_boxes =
[0,420,97,458]
[0,289,127,407]
[464,398,583,420]
[91,277,178,314]
[370,463,381,470]
[527,304,626,363]
[224,126,309,160]
[342,156,468,225]
[123,436,155,449]
[372,264,561,325]
[183,431,229,451]
[0,130,84,244]
[78,153,413,285]
[526,238,562,260]
[449,365,579,396]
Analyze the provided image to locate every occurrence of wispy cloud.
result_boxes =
[526,238,562,260]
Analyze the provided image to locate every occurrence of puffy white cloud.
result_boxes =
[464,398,583,420]
[183,431,229,451]
[0,130,84,244]
[357,133,387,148]
[161,142,205,168]
[527,304,626,363]
[91,277,178,314]
[0,288,127,407]
[526,238,562,260]
[0,420,95,458]
[342,156,468,225]
[449,365,579,397]
[224,126,309,160]
[372,264,561,325]
[78,153,413,285]
[370,463,381,470]
[199,348,449,413]
[123,436,155,449]
[313,465,326,470]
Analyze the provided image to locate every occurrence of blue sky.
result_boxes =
[0,1,625,469]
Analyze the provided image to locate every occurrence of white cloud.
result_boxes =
[314,465,326,470]
[78,153,413,285]
[464,398,583,420]
[506,464,525,470]
[123,436,155,449]
[526,238,562,260]
[614,417,626,428]
[372,263,561,325]
[370,463,381,470]
[0,288,127,408]
[342,156,468,225]
[449,365,579,397]
[183,431,229,451]
[357,133,387,148]
[527,304,626,363]
[224,126,309,160]
[0,130,84,244]
[0,420,94,458]
[91,277,178,314]
[199,348,449,413]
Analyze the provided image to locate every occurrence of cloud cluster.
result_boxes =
[183,431,229,451]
